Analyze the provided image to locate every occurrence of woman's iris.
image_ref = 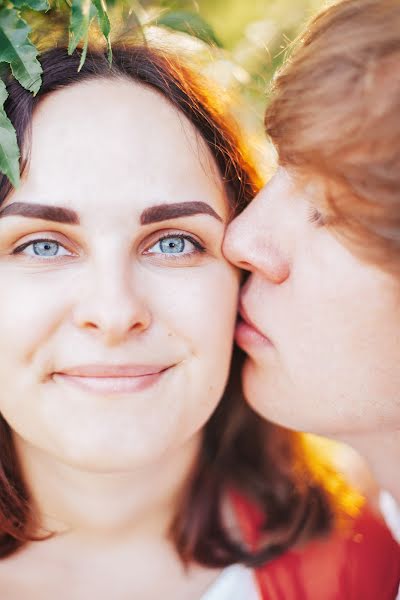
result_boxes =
[159,237,185,254]
[33,241,59,257]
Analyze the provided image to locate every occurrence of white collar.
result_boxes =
[201,564,259,600]
[380,490,400,543]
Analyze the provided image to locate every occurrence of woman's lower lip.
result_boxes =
[235,320,272,350]
[52,370,169,396]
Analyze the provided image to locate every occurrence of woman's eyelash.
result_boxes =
[155,233,206,253]
[11,233,206,257]
[12,238,68,255]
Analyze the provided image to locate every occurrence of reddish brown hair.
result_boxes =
[0,44,350,566]
[265,0,400,270]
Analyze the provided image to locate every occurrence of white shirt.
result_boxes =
[380,491,400,600]
[380,490,400,543]
[201,564,260,600]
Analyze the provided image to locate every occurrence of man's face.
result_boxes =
[223,167,400,436]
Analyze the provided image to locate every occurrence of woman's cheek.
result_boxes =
[157,262,239,372]
[156,262,239,433]
[205,262,240,340]
[0,270,75,362]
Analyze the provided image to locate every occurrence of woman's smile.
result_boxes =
[52,363,175,396]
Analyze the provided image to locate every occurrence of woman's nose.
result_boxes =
[72,264,152,346]
[223,199,290,285]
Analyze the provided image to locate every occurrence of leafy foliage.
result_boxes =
[68,0,98,69]
[156,11,221,46]
[0,8,43,93]
[0,5,44,186]
[0,0,113,185]
[92,0,111,60]
[0,78,20,187]
[0,0,326,188]
[11,0,49,10]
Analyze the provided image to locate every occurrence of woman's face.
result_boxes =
[223,167,400,436]
[0,79,239,471]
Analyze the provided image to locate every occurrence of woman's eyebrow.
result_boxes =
[140,201,223,225]
[0,202,79,225]
[0,200,223,226]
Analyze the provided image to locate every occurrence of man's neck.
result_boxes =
[339,429,400,503]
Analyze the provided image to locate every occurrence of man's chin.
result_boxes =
[242,359,275,420]
[242,359,304,431]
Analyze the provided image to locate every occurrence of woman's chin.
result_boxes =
[13,426,176,475]
[63,436,183,473]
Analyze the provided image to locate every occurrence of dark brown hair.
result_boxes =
[0,44,349,566]
[265,0,400,271]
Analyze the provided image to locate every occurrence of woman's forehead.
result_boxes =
[9,78,228,222]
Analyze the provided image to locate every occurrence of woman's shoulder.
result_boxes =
[255,505,400,600]
[231,493,400,600]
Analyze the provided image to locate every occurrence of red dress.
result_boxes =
[232,494,400,599]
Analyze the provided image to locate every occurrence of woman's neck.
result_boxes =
[1,433,222,600]
[12,432,201,543]
[339,429,400,503]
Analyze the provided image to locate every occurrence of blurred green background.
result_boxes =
[29,0,328,173]
[117,0,328,171]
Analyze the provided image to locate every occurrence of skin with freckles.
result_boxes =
[223,167,400,439]
[0,78,239,597]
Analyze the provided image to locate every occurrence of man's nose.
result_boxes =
[223,200,290,285]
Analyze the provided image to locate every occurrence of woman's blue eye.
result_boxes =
[33,241,59,256]
[160,237,185,254]
[148,235,203,255]
[13,239,71,258]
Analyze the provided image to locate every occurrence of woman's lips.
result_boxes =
[52,364,172,396]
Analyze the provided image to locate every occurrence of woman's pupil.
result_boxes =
[34,241,58,256]
[161,237,184,253]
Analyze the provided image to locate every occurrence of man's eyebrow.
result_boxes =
[0,202,79,225]
[140,201,223,225]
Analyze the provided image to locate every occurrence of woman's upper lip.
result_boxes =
[54,364,172,377]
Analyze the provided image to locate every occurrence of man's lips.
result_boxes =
[235,303,273,349]
[52,364,173,395]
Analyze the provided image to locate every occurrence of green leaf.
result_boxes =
[92,0,112,63]
[68,0,97,70]
[0,79,20,188]
[156,11,222,47]
[0,8,42,94]
[11,0,50,11]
